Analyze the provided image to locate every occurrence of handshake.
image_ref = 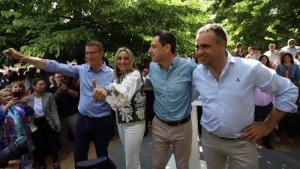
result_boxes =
[92,80,108,101]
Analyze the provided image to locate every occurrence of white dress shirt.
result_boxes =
[192,52,298,138]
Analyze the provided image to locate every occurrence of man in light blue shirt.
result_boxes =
[192,24,298,169]
[146,31,197,169]
[3,41,115,167]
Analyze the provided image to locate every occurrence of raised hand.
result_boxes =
[91,79,107,101]
[2,48,23,60]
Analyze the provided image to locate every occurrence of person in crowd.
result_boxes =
[264,43,280,69]
[245,46,257,59]
[22,71,35,92]
[94,47,145,169]
[3,40,115,168]
[232,42,242,55]
[141,67,154,135]
[50,73,79,156]
[192,23,298,169]
[234,48,245,58]
[0,88,35,169]
[10,81,28,100]
[0,72,9,89]
[254,55,275,149]
[27,78,61,169]
[295,49,300,64]
[48,75,56,91]
[281,38,300,57]
[276,52,300,86]
[146,31,197,169]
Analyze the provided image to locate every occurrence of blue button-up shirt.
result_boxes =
[44,60,114,118]
[146,56,197,122]
[192,52,298,138]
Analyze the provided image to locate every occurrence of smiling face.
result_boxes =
[195,30,226,66]
[116,51,131,74]
[85,45,103,71]
[0,90,13,104]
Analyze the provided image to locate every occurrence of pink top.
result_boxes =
[255,88,274,106]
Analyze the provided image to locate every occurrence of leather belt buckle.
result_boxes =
[156,115,190,126]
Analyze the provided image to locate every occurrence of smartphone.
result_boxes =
[12,92,22,99]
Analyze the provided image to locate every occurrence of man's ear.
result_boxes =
[164,44,171,53]
[222,40,227,48]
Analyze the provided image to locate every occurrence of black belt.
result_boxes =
[204,129,240,140]
[156,115,190,126]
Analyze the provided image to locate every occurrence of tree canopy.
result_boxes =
[210,0,300,50]
[1,0,300,68]
[0,0,209,67]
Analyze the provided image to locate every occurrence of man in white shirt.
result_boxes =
[281,38,300,57]
[264,43,280,69]
[192,23,298,169]
[245,47,257,60]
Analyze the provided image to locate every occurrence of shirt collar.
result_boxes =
[88,61,109,72]
[203,50,235,73]
[159,55,180,71]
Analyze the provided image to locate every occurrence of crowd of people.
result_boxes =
[0,24,299,169]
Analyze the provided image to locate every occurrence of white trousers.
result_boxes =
[118,121,145,169]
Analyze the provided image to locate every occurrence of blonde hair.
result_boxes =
[113,47,135,82]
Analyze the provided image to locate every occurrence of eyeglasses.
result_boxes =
[85,51,100,55]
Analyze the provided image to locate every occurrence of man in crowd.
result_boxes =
[50,73,79,156]
[146,31,197,169]
[281,38,300,57]
[264,42,280,69]
[192,23,298,169]
[3,40,115,168]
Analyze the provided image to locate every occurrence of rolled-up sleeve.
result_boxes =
[256,64,298,113]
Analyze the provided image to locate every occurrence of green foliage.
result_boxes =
[1,0,209,67]
[209,0,300,51]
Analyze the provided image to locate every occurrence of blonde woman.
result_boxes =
[93,47,145,169]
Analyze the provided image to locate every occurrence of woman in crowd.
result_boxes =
[97,47,145,169]
[10,81,28,100]
[276,52,300,86]
[27,78,61,169]
[254,55,274,149]
[0,88,34,169]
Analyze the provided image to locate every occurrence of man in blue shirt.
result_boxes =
[192,24,298,169]
[146,31,197,169]
[3,41,115,167]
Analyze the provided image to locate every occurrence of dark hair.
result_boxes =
[258,55,272,68]
[281,52,294,64]
[153,31,176,54]
[85,40,104,52]
[32,78,45,86]
[196,23,227,44]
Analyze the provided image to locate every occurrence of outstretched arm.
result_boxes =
[3,48,46,69]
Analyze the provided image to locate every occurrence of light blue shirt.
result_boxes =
[146,56,197,122]
[44,60,114,118]
[192,52,298,138]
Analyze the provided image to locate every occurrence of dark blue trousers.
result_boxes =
[74,114,113,163]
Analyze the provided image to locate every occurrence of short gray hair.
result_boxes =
[196,23,227,44]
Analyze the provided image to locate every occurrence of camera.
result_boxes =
[0,136,30,168]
